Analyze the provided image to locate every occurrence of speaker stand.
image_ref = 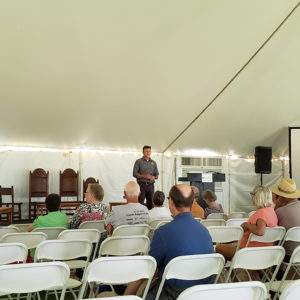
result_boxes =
[260,173,263,185]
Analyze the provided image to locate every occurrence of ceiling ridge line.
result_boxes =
[161,1,300,154]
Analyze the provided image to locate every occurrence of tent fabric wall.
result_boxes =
[0,150,288,220]
[0,150,175,219]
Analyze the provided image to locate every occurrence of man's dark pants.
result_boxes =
[138,182,154,210]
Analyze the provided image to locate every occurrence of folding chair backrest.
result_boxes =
[246,227,286,247]
[0,243,27,265]
[0,262,69,299]
[275,245,300,296]
[0,226,19,239]
[156,220,172,229]
[207,226,243,246]
[79,220,105,232]
[0,232,47,249]
[99,235,150,256]
[155,254,225,300]
[177,281,267,300]
[279,279,300,300]
[227,212,247,219]
[226,246,285,284]
[248,211,256,218]
[33,227,66,240]
[58,229,100,244]
[78,256,156,300]
[35,240,93,262]
[112,224,150,236]
[201,219,226,228]
[226,218,248,227]
[149,218,172,230]
[282,226,300,243]
[207,213,226,220]
[9,224,31,232]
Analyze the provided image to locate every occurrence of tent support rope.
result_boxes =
[162,1,300,153]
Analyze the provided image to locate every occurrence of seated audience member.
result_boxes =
[125,184,214,299]
[27,193,68,258]
[190,186,205,219]
[105,181,148,235]
[148,191,171,223]
[272,178,300,260]
[216,185,278,260]
[69,183,109,229]
[203,189,223,218]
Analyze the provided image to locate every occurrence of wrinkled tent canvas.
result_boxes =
[0,0,299,218]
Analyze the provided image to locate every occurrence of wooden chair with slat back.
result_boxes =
[82,177,99,201]
[29,168,49,220]
[60,168,79,201]
[0,186,22,221]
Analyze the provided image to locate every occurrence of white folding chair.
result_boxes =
[0,242,27,265]
[0,262,69,300]
[246,227,286,247]
[266,245,300,299]
[33,227,66,240]
[279,279,300,300]
[78,256,157,299]
[0,226,19,238]
[201,219,226,228]
[99,235,150,256]
[227,212,247,219]
[35,239,92,299]
[155,220,172,229]
[155,254,225,300]
[225,246,285,291]
[177,281,267,300]
[207,213,227,220]
[9,223,32,232]
[207,226,243,249]
[149,218,172,230]
[226,218,248,227]
[112,224,150,237]
[79,220,106,233]
[280,226,300,252]
[58,229,100,260]
[0,232,47,249]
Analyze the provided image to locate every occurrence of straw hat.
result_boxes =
[271,178,300,198]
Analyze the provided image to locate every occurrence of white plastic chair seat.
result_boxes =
[112,224,150,237]
[48,278,82,290]
[99,235,150,256]
[33,227,66,239]
[226,218,248,227]
[227,212,247,219]
[201,219,226,227]
[279,279,300,300]
[177,281,267,300]
[207,213,226,220]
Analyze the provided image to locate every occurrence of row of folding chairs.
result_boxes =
[200,218,249,227]
[206,211,249,220]
[1,240,300,299]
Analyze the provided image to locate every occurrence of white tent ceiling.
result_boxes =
[1,0,299,156]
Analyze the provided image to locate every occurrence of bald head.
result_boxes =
[169,184,194,209]
[124,181,140,201]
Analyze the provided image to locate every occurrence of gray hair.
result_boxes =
[252,185,273,208]
[124,181,140,197]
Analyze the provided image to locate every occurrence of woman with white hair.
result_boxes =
[216,185,278,260]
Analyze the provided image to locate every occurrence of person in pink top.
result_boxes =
[216,185,278,260]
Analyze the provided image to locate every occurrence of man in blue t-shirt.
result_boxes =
[125,184,214,299]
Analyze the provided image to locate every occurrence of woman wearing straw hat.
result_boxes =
[272,178,300,259]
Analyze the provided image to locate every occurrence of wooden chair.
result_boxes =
[60,168,79,201]
[0,186,22,221]
[82,177,99,201]
[29,168,49,220]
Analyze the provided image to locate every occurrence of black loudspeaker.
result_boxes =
[255,146,272,174]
